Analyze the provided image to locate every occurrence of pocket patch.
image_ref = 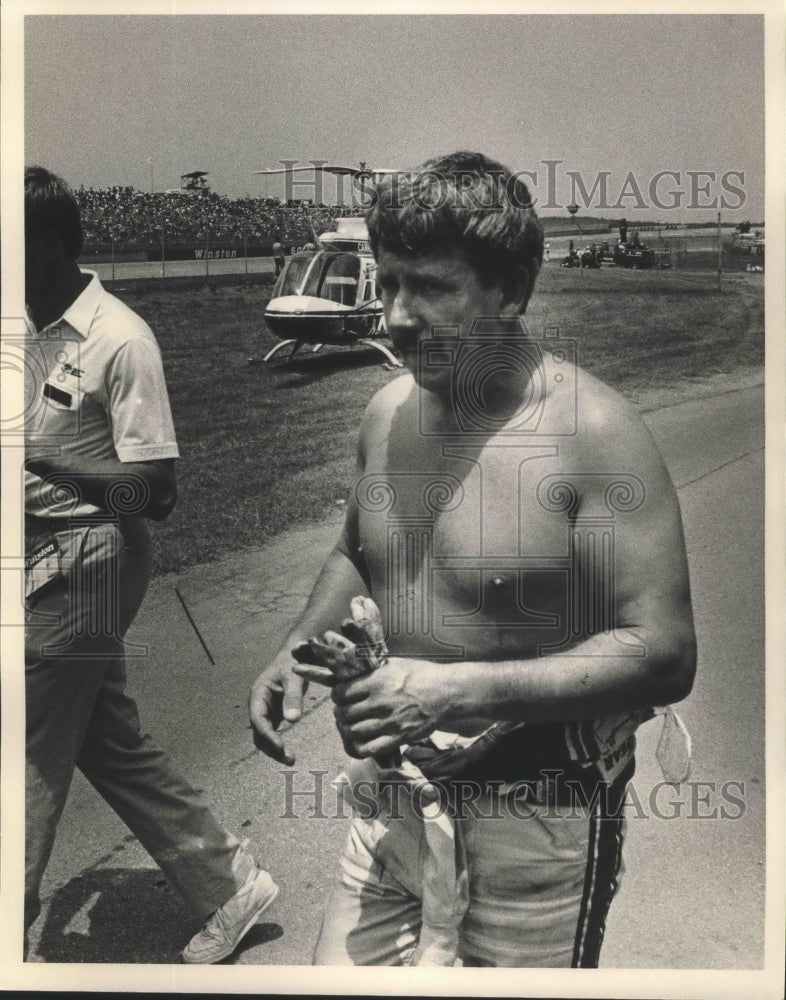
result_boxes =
[25,537,61,599]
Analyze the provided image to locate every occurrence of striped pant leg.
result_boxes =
[571,803,626,966]
[571,762,631,968]
[458,771,630,968]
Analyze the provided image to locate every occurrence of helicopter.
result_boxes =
[250,163,403,367]
[260,217,402,367]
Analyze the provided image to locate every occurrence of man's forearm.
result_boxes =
[330,624,697,759]
[434,627,696,728]
[249,540,371,763]
[26,455,176,520]
[278,546,370,651]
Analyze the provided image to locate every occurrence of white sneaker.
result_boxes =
[182,867,279,964]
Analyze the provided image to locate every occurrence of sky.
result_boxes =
[21,10,766,222]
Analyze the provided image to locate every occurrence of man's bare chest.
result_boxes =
[359,430,572,556]
[356,431,580,656]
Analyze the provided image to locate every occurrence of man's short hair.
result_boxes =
[366,151,544,292]
[25,165,84,259]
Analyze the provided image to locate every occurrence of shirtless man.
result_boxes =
[250,151,696,967]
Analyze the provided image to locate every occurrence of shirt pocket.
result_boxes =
[32,379,88,448]
[42,379,82,410]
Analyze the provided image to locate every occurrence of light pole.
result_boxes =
[716,210,723,291]
[568,202,583,286]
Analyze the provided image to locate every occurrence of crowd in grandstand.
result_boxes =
[75,185,364,250]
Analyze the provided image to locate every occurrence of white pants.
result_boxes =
[314,774,627,968]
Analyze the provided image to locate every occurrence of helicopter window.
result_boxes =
[275,256,313,296]
[315,253,361,306]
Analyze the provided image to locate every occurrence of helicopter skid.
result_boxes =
[262,339,303,362]
[261,336,401,367]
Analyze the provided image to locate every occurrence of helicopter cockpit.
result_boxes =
[273,251,363,306]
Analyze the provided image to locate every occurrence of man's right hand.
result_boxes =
[249,652,306,765]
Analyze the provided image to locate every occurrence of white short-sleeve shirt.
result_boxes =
[25,271,180,518]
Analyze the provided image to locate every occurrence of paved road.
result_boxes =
[26,384,767,974]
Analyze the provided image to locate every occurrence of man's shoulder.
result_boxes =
[569,366,665,472]
[92,289,159,352]
[364,372,416,418]
[574,367,641,436]
[357,373,415,450]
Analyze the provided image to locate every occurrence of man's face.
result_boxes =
[376,244,513,390]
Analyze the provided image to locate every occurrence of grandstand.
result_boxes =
[75,185,365,262]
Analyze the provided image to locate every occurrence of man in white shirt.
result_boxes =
[23,166,278,964]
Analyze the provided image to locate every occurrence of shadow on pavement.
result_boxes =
[34,866,285,964]
[34,867,190,962]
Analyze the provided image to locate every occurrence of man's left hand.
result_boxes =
[330,657,450,758]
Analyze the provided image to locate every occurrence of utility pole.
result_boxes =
[568,202,583,287]
[717,211,722,291]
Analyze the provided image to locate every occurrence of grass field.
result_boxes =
[110,265,764,575]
